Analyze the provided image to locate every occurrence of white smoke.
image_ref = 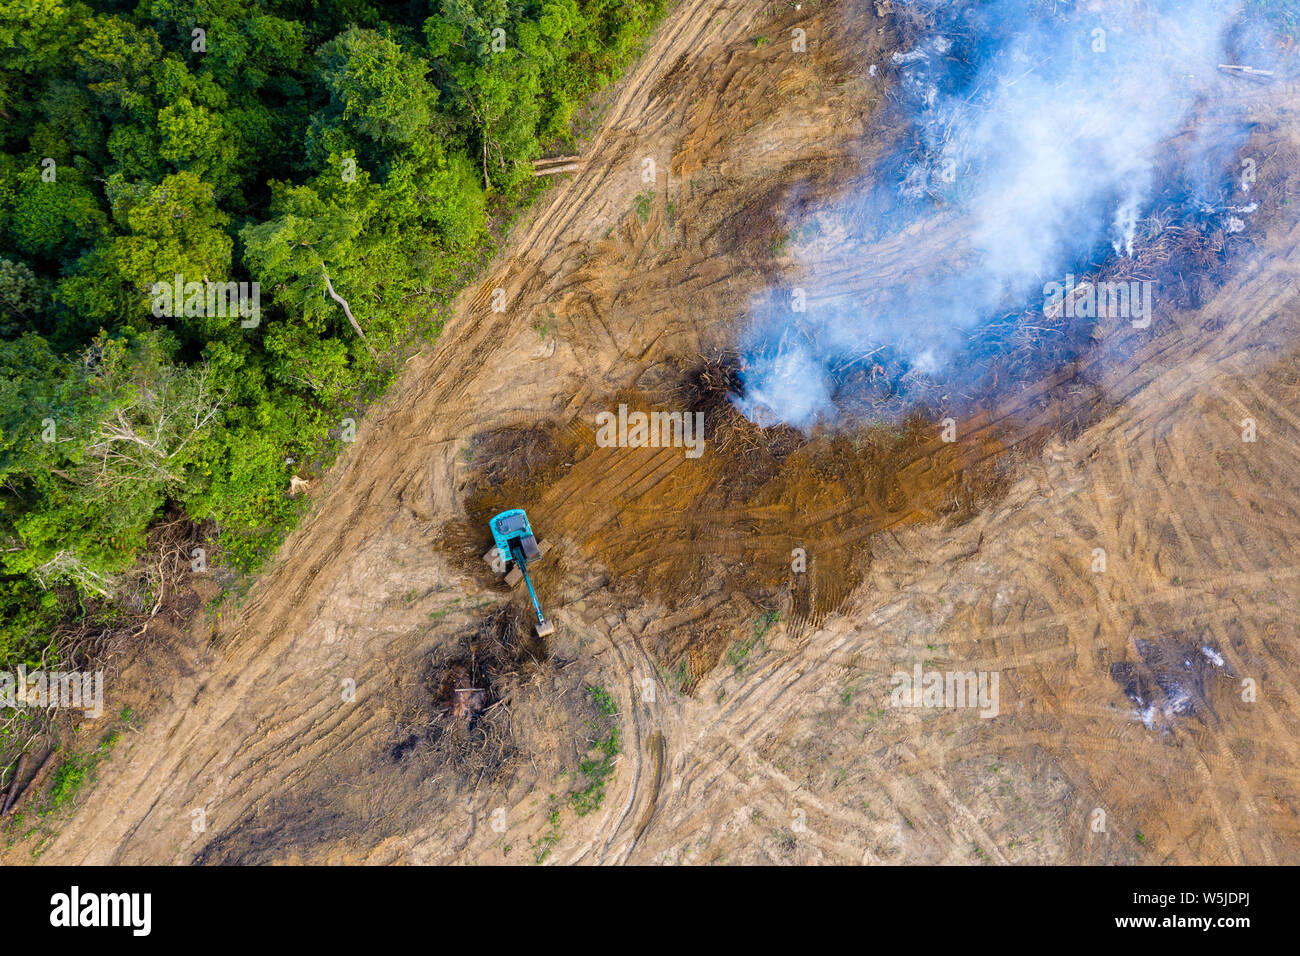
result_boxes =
[736,0,1268,429]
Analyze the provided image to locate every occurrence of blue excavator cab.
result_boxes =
[490,509,542,561]
[486,508,554,637]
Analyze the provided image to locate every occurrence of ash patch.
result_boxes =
[1110,636,1232,732]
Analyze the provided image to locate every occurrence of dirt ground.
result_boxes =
[9,0,1300,865]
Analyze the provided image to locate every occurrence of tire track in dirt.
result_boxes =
[599,310,1300,864]
[16,0,786,865]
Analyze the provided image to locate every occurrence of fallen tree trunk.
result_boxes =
[5,750,55,816]
[1218,64,1274,81]
[534,154,580,167]
[1,752,28,814]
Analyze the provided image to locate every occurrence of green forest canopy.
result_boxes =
[0,0,666,669]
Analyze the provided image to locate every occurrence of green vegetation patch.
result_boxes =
[569,684,620,816]
[0,0,670,683]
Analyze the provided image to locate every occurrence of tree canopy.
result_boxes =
[0,0,667,669]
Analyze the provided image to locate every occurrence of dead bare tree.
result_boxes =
[322,265,377,358]
[81,361,227,494]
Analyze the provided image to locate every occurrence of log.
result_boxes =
[1218,64,1274,79]
[5,750,55,815]
[533,163,581,177]
[1,752,28,814]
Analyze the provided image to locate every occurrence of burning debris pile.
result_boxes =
[734,0,1288,429]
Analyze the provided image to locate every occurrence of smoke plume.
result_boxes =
[735,0,1274,428]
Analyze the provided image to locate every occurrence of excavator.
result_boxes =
[483,508,555,637]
